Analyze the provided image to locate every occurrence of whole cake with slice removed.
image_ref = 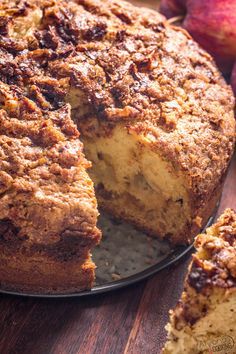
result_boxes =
[0,0,235,294]
[163,209,236,354]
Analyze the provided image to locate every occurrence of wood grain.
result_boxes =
[0,0,235,353]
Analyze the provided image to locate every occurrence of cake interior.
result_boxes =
[164,290,236,354]
[79,122,192,242]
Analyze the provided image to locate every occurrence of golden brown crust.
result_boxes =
[0,0,234,209]
[0,80,101,244]
[0,242,96,294]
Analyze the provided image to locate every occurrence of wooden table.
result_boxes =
[0,1,235,353]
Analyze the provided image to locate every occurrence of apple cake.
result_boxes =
[0,0,235,293]
[163,209,236,354]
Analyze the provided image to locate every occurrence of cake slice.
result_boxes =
[0,82,101,294]
[163,209,236,354]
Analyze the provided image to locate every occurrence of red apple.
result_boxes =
[231,62,236,95]
[160,0,236,74]
[160,0,186,18]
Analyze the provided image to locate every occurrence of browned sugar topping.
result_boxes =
[0,0,233,122]
[188,209,236,293]
[0,0,235,201]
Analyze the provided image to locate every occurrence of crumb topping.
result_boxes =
[169,210,236,330]
[0,0,234,201]
[188,209,236,292]
[0,0,234,244]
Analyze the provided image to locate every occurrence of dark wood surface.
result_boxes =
[0,1,235,353]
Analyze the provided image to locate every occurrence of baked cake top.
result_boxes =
[0,0,235,202]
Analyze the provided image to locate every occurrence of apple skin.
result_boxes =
[160,0,236,74]
[160,0,186,18]
[231,62,236,95]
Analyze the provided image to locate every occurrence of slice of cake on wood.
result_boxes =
[163,209,236,354]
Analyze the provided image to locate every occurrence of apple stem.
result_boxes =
[167,15,184,25]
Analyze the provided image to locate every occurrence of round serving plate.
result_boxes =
[0,210,217,298]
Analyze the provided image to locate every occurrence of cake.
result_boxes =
[0,0,235,294]
[163,209,236,354]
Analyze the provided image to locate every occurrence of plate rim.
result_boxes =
[0,212,216,298]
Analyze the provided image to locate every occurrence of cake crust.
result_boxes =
[0,0,234,200]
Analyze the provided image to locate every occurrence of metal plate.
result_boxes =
[0,211,217,298]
